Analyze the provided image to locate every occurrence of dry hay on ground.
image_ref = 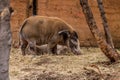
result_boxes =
[10,47,120,80]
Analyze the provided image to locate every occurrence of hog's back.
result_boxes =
[21,16,73,44]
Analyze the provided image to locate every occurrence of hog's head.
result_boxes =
[58,30,81,55]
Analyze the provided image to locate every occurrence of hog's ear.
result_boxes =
[58,30,70,41]
[73,31,78,38]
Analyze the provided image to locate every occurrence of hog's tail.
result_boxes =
[18,20,27,47]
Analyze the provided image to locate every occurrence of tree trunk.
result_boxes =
[80,0,120,62]
[0,0,10,12]
[0,1,13,79]
[26,0,37,17]
[26,0,33,18]
[97,0,114,48]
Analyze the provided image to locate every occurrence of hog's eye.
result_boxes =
[69,39,78,49]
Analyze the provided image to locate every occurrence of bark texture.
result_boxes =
[26,0,33,17]
[0,0,9,12]
[97,0,114,48]
[0,1,13,79]
[80,0,120,62]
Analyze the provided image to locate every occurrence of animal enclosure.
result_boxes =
[1,0,120,80]
[10,0,120,47]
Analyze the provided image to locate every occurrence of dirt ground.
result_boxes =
[9,47,120,80]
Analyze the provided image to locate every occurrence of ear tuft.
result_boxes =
[58,30,70,42]
[73,31,78,38]
[58,30,69,35]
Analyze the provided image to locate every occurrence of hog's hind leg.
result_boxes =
[21,39,28,55]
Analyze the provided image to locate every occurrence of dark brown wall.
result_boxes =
[10,0,120,47]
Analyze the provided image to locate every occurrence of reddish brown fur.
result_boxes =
[19,16,80,55]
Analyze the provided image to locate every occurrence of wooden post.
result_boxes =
[80,0,120,62]
[0,1,13,79]
[26,0,37,17]
[26,0,33,17]
[97,0,114,48]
